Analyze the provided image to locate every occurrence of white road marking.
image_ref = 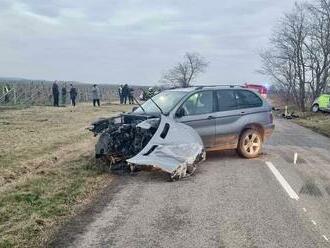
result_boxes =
[303,208,307,212]
[311,220,317,226]
[322,235,329,242]
[266,161,299,200]
[294,152,298,165]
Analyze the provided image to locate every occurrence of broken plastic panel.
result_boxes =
[89,114,205,179]
[127,115,205,179]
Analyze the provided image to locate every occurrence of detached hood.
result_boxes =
[127,115,205,179]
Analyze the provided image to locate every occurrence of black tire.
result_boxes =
[311,104,319,113]
[238,129,262,159]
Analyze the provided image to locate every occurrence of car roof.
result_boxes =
[165,85,245,92]
[166,87,198,92]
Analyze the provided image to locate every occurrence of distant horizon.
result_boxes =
[0,75,269,87]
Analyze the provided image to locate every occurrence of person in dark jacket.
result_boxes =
[3,84,10,103]
[61,83,67,106]
[92,84,101,107]
[52,81,59,107]
[122,84,129,104]
[118,85,123,104]
[69,84,77,107]
[128,87,134,104]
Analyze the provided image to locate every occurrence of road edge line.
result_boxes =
[265,161,299,200]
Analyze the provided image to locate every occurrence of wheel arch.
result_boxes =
[239,123,265,141]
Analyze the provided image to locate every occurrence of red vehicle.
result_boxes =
[244,83,268,98]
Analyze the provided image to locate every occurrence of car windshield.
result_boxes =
[134,91,187,114]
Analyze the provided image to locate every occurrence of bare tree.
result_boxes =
[305,0,330,99]
[260,0,330,111]
[162,52,208,88]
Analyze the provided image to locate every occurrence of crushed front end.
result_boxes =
[88,113,205,180]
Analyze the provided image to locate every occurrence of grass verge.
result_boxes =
[0,155,109,247]
[293,112,330,137]
[0,103,132,247]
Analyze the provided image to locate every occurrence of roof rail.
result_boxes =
[192,84,244,90]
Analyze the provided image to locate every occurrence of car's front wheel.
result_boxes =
[312,104,319,113]
[238,129,262,158]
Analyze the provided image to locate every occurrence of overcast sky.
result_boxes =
[0,0,298,85]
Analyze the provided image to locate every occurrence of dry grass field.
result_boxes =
[0,103,132,247]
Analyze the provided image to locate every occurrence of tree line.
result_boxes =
[260,0,330,111]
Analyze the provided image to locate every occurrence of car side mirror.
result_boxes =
[132,106,138,112]
[176,108,185,118]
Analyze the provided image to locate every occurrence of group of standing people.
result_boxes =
[118,84,134,104]
[52,81,135,107]
[52,81,77,107]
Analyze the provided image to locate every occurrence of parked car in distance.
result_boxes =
[312,94,330,113]
[133,85,275,158]
[244,83,268,99]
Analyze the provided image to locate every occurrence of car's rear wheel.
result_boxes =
[238,129,262,158]
[312,104,319,113]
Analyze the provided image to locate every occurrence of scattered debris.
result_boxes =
[282,111,299,119]
[89,113,205,180]
[272,105,300,119]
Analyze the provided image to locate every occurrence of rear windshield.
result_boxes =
[134,91,187,114]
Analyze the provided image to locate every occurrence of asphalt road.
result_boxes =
[51,119,330,248]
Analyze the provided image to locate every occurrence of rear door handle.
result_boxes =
[240,111,245,115]
[207,115,215,120]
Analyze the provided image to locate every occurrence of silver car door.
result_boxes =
[213,89,241,149]
[175,91,216,149]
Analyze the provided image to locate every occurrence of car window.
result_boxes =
[236,90,262,108]
[134,91,187,114]
[181,91,214,116]
[216,90,237,111]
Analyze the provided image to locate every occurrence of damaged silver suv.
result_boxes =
[89,85,274,179]
[134,85,274,158]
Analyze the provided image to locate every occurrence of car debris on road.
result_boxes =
[88,113,206,180]
[272,106,300,119]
